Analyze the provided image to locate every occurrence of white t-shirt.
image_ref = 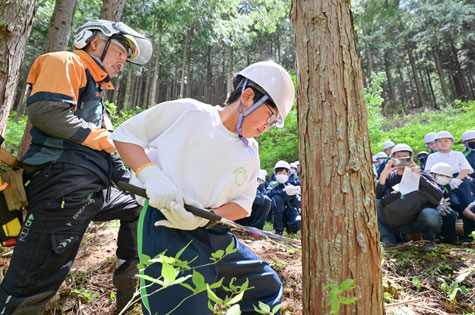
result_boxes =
[425,151,474,174]
[110,99,259,213]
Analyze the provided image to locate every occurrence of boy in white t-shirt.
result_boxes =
[425,131,475,234]
[110,61,295,314]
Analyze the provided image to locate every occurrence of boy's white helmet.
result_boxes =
[274,160,290,171]
[238,61,295,128]
[73,20,152,66]
[424,132,436,144]
[257,169,267,181]
[390,143,414,158]
[461,130,475,142]
[375,152,388,159]
[382,140,395,150]
[430,162,452,177]
[435,131,454,142]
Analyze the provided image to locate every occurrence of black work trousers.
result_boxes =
[0,163,141,314]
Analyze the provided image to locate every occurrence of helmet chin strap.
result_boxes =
[100,37,112,63]
[236,78,269,152]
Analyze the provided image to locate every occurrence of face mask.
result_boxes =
[435,175,451,186]
[468,142,475,150]
[276,174,289,184]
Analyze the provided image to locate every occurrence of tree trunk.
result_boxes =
[291,1,383,314]
[0,0,37,137]
[123,67,132,110]
[112,73,121,106]
[425,67,437,108]
[179,31,189,99]
[449,41,469,100]
[383,51,396,112]
[150,32,162,105]
[363,26,375,76]
[205,46,212,103]
[404,38,425,107]
[432,46,451,103]
[99,0,125,21]
[43,0,78,53]
[397,68,408,108]
[14,85,31,123]
[226,45,233,94]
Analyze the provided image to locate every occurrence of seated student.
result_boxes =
[376,141,395,178]
[376,143,443,251]
[421,132,438,170]
[426,163,459,244]
[417,151,428,167]
[267,160,301,235]
[289,162,301,186]
[235,170,272,229]
[462,201,475,242]
[425,131,474,212]
[461,130,475,176]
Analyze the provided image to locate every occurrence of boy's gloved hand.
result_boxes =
[155,201,209,230]
[136,164,182,209]
[437,198,452,216]
[449,178,462,190]
[284,185,298,196]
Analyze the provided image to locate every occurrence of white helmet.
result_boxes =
[417,151,429,158]
[274,160,290,171]
[257,169,267,181]
[290,162,297,169]
[382,140,395,150]
[73,20,153,66]
[375,152,388,160]
[238,61,295,128]
[424,132,436,144]
[435,131,454,142]
[390,143,413,158]
[461,130,475,142]
[430,162,452,177]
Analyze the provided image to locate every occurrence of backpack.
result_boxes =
[381,190,433,226]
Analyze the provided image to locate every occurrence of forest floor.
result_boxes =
[0,221,474,315]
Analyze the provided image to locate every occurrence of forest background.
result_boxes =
[4,0,475,173]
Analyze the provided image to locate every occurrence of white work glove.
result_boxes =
[154,200,209,230]
[437,198,452,216]
[136,164,182,209]
[284,185,298,196]
[449,178,463,190]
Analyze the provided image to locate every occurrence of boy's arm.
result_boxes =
[113,141,151,172]
[214,202,249,221]
[456,169,471,180]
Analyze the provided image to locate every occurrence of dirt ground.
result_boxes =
[1,222,474,314]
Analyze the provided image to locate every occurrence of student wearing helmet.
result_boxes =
[266,161,301,236]
[289,162,301,186]
[110,61,295,314]
[419,132,438,170]
[235,170,272,230]
[461,130,475,176]
[376,141,395,179]
[0,20,153,313]
[376,143,443,251]
[425,131,474,212]
[425,163,459,244]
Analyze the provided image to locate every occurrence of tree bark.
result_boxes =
[123,67,132,110]
[226,45,233,95]
[99,0,125,21]
[449,41,469,100]
[149,32,162,105]
[291,1,383,314]
[179,31,189,99]
[363,26,375,77]
[432,46,451,103]
[383,51,396,112]
[0,1,37,137]
[404,38,425,108]
[43,0,78,53]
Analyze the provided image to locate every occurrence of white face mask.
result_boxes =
[435,175,451,186]
[276,174,289,184]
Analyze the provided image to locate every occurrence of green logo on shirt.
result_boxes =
[233,167,248,186]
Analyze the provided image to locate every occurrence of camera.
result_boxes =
[392,157,412,167]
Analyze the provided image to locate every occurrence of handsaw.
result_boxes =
[117,181,300,246]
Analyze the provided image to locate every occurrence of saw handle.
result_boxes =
[117,181,222,222]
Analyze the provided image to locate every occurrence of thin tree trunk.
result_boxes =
[226,45,233,94]
[432,46,450,103]
[425,67,437,108]
[150,32,162,105]
[99,0,125,21]
[179,31,189,98]
[363,26,375,77]
[112,74,121,106]
[205,46,212,103]
[397,68,408,108]
[404,38,425,108]
[291,1,383,314]
[14,85,31,123]
[383,51,396,112]
[123,67,132,110]
[449,41,469,100]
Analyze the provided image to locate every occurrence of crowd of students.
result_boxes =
[372,130,475,250]
[238,160,302,236]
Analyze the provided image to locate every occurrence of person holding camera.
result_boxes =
[375,144,443,251]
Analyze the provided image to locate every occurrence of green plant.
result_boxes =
[324,279,359,315]
[253,301,282,314]
[437,267,473,301]
[4,111,27,154]
[411,277,421,291]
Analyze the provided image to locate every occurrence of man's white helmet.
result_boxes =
[238,61,295,128]
[424,132,436,144]
[390,143,414,158]
[382,140,395,150]
[274,160,290,171]
[375,152,388,160]
[461,130,475,142]
[435,130,454,142]
[258,169,267,181]
[290,162,297,169]
[73,20,153,66]
[430,162,452,177]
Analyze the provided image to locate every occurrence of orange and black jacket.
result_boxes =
[21,50,115,184]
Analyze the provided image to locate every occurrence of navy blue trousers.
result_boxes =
[138,205,282,315]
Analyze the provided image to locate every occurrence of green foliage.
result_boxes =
[324,279,359,315]
[364,72,386,147]
[4,112,27,155]
[437,267,472,301]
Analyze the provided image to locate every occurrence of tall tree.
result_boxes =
[0,1,38,136]
[17,0,78,159]
[100,0,125,21]
[291,0,383,314]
